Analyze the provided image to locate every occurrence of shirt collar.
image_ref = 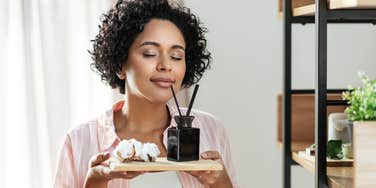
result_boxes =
[98,100,181,152]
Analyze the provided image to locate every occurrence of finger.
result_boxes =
[205,177,217,185]
[200,151,221,160]
[206,171,221,180]
[147,170,164,173]
[200,170,223,184]
[188,171,213,185]
[184,170,202,178]
[110,171,146,179]
[109,171,140,176]
[122,171,145,179]
[101,160,110,167]
[198,174,213,185]
[200,151,220,158]
[199,175,217,186]
[90,152,110,167]
[204,170,221,177]
[127,171,146,176]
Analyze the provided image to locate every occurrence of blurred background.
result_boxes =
[1,0,375,187]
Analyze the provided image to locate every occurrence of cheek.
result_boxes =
[176,62,186,82]
[125,58,154,87]
[132,63,151,78]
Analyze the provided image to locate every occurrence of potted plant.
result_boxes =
[342,72,376,188]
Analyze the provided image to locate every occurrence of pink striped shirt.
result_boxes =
[54,100,239,188]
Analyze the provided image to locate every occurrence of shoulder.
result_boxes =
[183,108,227,134]
[191,109,220,124]
[66,109,112,144]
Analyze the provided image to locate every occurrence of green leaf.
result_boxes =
[342,73,376,121]
[327,140,343,159]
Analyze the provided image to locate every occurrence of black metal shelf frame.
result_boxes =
[282,0,376,188]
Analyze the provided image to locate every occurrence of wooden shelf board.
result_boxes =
[292,152,354,188]
[293,0,376,17]
[293,4,316,16]
[297,151,353,167]
[277,141,312,152]
[330,0,376,9]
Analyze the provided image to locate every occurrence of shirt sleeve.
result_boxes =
[54,134,79,188]
[217,121,241,188]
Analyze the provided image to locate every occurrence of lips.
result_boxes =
[150,77,175,88]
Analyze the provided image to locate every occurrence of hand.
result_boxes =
[184,151,232,188]
[83,152,146,188]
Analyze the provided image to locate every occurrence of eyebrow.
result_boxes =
[140,41,185,51]
[171,44,185,51]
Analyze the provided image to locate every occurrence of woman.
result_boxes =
[54,0,238,187]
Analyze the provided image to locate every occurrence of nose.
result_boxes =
[156,54,172,72]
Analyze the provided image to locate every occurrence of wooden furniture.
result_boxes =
[296,151,353,167]
[277,142,354,187]
[279,0,376,17]
[277,93,346,143]
[292,152,353,188]
[279,0,376,187]
[277,94,352,187]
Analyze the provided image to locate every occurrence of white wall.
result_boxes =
[185,0,376,188]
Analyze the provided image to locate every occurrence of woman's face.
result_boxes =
[122,19,186,103]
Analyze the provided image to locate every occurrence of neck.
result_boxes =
[118,92,170,134]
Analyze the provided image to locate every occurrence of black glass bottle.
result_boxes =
[167,115,200,162]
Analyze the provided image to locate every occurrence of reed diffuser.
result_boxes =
[167,85,200,162]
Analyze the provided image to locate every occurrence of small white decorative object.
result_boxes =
[342,143,353,159]
[328,113,353,143]
[114,140,135,162]
[129,138,143,160]
[113,138,160,162]
[141,143,161,162]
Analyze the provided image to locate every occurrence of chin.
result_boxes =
[146,93,172,104]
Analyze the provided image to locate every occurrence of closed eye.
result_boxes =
[143,53,156,58]
[171,56,182,61]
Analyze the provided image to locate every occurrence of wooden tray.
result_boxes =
[297,151,353,167]
[109,157,223,171]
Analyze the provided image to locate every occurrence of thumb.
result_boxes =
[90,152,110,167]
[200,151,220,160]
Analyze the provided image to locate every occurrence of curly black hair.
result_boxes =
[89,0,211,94]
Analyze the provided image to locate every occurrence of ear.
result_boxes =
[116,65,127,80]
[116,72,126,80]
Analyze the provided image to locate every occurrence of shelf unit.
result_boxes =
[276,142,353,187]
[280,0,376,188]
[291,152,353,188]
[293,0,376,16]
